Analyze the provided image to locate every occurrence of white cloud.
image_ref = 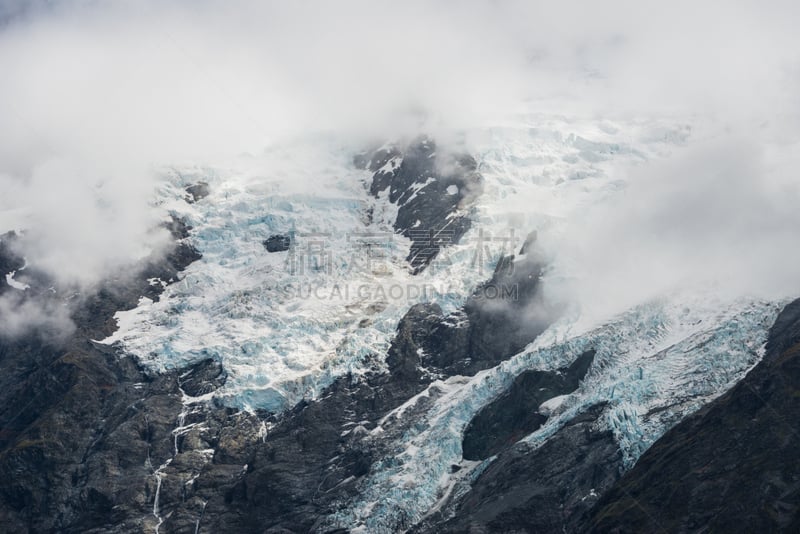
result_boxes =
[1,0,799,333]
[540,131,800,323]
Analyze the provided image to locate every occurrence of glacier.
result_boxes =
[325,294,783,532]
[101,139,489,411]
[102,115,695,413]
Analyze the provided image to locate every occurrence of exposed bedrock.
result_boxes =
[0,219,207,533]
[358,137,484,273]
[461,349,596,461]
[184,181,210,204]
[421,238,554,376]
[418,402,623,534]
[262,234,292,253]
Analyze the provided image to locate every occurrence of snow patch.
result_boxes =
[4,271,29,290]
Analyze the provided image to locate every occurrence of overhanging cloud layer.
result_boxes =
[1,0,799,335]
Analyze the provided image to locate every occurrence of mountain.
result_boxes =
[0,129,797,533]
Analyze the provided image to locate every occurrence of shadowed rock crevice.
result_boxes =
[179,357,227,397]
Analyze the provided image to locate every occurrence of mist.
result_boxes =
[540,133,800,325]
[1,0,800,335]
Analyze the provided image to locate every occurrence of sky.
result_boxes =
[1,0,800,335]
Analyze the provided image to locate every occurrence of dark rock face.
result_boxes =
[262,234,291,253]
[418,403,623,534]
[423,236,553,376]
[185,182,210,203]
[583,297,800,534]
[360,137,484,273]
[196,376,390,533]
[385,302,445,381]
[462,349,596,460]
[0,219,206,533]
[179,357,227,397]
